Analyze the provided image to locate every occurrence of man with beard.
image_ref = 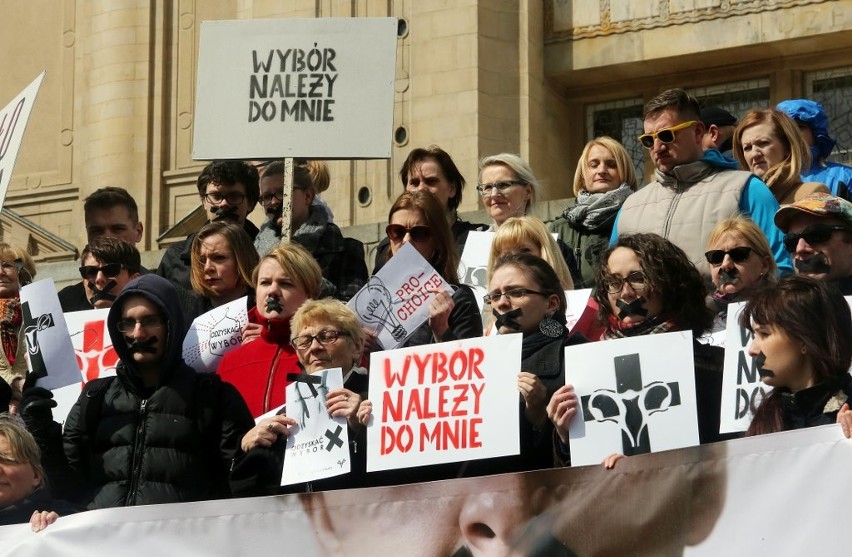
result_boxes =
[774,192,852,294]
[20,274,254,509]
[156,160,260,290]
[254,160,367,301]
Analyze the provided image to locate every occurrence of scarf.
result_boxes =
[562,184,633,233]
[521,313,568,359]
[292,203,332,253]
[0,297,21,365]
[602,313,679,340]
[655,160,718,189]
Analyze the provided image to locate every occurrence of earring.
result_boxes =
[539,313,565,338]
[801,346,807,355]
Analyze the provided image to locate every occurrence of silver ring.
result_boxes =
[344,395,350,401]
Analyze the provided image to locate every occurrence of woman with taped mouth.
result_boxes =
[377,190,482,349]
[547,234,735,467]
[230,298,369,494]
[217,243,322,417]
[0,244,35,414]
[741,275,852,436]
[704,217,777,331]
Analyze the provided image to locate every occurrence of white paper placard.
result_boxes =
[193,18,396,159]
[182,296,249,373]
[457,231,494,313]
[348,243,453,349]
[0,72,45,211]
[566,331,700,466]
[19,279,80,391]
[281,368,350,486]
[366,334,522,472]
[565,288,592,332]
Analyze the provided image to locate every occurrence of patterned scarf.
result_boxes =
[602,313,679,340]
[562,184,633,233]
[0,297,21,365]
[292,202,332,253]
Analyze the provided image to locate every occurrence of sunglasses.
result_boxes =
[638,120,698,149]
[704,246,753,266]
[79,263,124,280]
[386,224,432,243]
[783,224,849,253]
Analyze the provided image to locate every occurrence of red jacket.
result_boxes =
[217,307,300,417]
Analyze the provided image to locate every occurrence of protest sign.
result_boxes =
[366,334,522,472]
[281,368,350,486]
[565,288,592,332]
[0,72,45,211]
[193,18,396,159]
[348,242,453,349]
[457,231,494,313]
[566,331,699,466]
[182,296,249,373]
[19,279,79,391]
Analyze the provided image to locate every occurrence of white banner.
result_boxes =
[567,331,700,466]
[366,334,522,472]
[281,368,350,486]
[457,231,493,313]
[193,18,396,159]
[348,243,453,350]
[182,296,249,373]
[0,72,45,211]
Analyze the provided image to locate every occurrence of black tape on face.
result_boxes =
[754,351,774,378]
[717,267,740,286]
[126,336,159,354]
[210,205,239,221]
[265,296,283,315]
[616,297,648,320]
[493,307,523,332]
[794,253,831,274]
[87,280,118,306]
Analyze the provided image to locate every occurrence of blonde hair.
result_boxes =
[291,299,365,365]
[190,222,259,299]
[252,243,323,300]
[301,160,330,194]
[479,153,542,213]
[488,216,574,290]
[0,243,36,286]
[0,416,44,486]
[571,137,638,197]
[706,216,778,278]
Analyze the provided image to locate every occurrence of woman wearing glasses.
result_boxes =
[0,244,35,414]
[478,154,542,230]
[231,299,370,494]
[732,109,829,205]
[217,243,323,417]
[704,217,776,331]
[550,137,638,288]
[380,190,482,348]
[547,234,733,466]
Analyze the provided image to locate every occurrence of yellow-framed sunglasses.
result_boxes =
[637,120,698,149]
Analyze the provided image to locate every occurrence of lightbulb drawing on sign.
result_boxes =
[353,277,406,343]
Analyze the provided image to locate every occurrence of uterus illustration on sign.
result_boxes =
[353,277,407,343]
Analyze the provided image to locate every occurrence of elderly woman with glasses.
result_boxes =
[478,154,542,230]
[231,299,369,494]
[0,245,36,414]
[547,233,735,467]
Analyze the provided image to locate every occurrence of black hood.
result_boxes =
[107,274,186,377]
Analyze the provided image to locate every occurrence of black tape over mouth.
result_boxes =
[717,267,740,286]
[265,296,284,314]
[126,336,159,354]
[616,297,648,320]
[794,253,831,274]
[87,280,118,305]
[493,307,523,331]
[754,351,774,378]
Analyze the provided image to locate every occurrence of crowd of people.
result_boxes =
[1,89,851,542]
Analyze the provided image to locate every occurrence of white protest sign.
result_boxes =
[719,302,770,434]
[19,279,79,391]
[457,231,494,313]
[193,18,396,159]
[348,242,453,349]
[366,334,522,472]
[182,296,249,373]
[565,288,592,332]
[0,72,46,211]
[566,331,700,466]
[282,368,349,486]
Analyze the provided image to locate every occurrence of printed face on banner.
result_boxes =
[182,297,248,373]
[365,334,522,472]
[567,331,700,466]
[281,368,350,486]
[193,18,396,159]
[348,243,453,350]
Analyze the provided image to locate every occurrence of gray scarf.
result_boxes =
[562,183,633,232]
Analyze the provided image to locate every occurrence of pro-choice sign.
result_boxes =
[193,18,397,159]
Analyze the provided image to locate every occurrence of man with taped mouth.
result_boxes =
[20,274,253,509]
[76,237,141,309]
[157,160,260,290]
[774,192,852,295]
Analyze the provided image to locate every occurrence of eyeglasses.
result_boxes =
[116,315,165,333]
[476,180,527,197]
[386,224,432,243]
[0,260,21,275]
[783,224,849,253]
[79,263,124,280]
[602,271,647,294]
[259,190,284,206]
[637,120,698,149]
[704,246,753,266]
[204,191,246,205]
[482,287,547,305]
[291,329,350,350]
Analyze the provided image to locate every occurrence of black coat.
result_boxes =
[0,488,81,526]
[400,284,483,348]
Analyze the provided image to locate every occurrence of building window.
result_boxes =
[586,98,645,185]
[806,68,852,165]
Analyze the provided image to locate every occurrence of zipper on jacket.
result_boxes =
[263,346,284,413]
[126,398,149,506]
[662,186,683,238]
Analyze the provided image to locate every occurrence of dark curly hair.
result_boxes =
[594,233,713,337]
[196,160,260,207]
